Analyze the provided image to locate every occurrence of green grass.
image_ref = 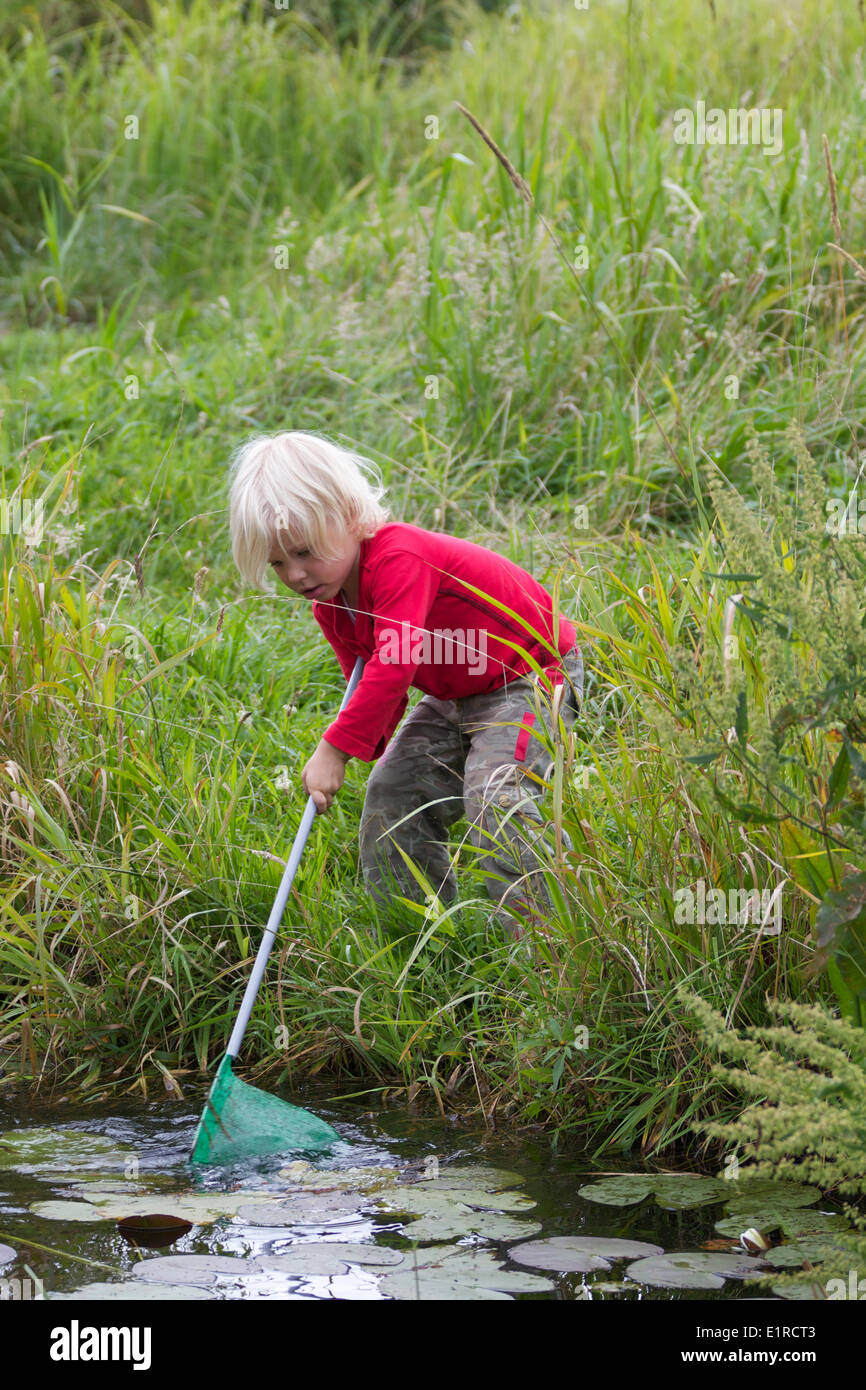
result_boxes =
[1,0,865,1159]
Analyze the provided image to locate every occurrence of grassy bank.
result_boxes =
[2,0,866,1159]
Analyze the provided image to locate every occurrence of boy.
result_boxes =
[228,430,583,939]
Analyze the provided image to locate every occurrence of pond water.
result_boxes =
[0,1083,845,1301]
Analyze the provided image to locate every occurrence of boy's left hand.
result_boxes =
[302,738,350,813]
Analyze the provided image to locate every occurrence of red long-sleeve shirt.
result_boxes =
[313,522,577,762]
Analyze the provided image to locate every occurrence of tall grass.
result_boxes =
[2,0,864,547]
[1,0,864,1156]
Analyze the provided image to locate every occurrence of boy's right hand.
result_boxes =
[302,737,350,813]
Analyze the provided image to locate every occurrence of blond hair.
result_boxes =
[227,430,391,588]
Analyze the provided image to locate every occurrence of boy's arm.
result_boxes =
[311,599,397,759]
[321,550,440,761]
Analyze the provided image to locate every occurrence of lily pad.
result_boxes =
[412,1166,524,1191]
[49,1281,215,1301]
[133,1255,262,1285]
[372,1186,534,1217]
[625,1251,768,1290]
[31,1201,124,1223]
[623,1260,723,1290]
[400,1209,542,1243]
[0,1127,137,1176]
[411,1248,554,1293]
[770,1280,827,1300]
[378,1245,553,1299]
[577,1177,653,1206]
[0,1244,16,1267]
[508,1243,609,1274]
[721,1179,821,1208]
[651,1176,728,1209]
[235,1193,363,1227]
[507,1236,663,1271]
[87,1190,278,1219]
[577,1173,728,1210]
[277,1164,400,1192]
[778,1211,850,1237]
[432,1186,536,1213]
[57,1173,179,1194]
[715,1203,827,1237]
[117,1213,193,1248]
[257,1244,404,1276]
[32,1190,282,1226]
[379,1272,512,1300]
[764,1238,848,1269]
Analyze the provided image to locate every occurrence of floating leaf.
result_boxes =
[58,1173,179,1194]
[413,1166,524,1191]
[133,1255,262,1285]
[117,1214,193,1248]
[770,1280,827,1300]
[432,1186,535,1212]
[372,1186,534,1217]
[721,1180,820,1208]
[0,1127,137,1176]
[578,1174,725,1210]
[278,1163,400,1191]
[764,1238,849,1269]
[624,1261,722,1290]
[577,1177,653,1206]
[651,1176,728,1209]
[508,1243,609,1274]
[31,1201,122,1223]
[379,1271,512,1300]
[715,1205,824,1237]
[778,1211,850,1237]
[626,1251,768,1290]
[32,1190,281,1225]
[378,1245,552,1299]
[49,1281,215,1301]
[0,1244,16,1266]
[257,1244,404,1276]
[235,1193,362,1227]
[508,1236,663,1271]
[413,1249,554,1293]
[400,1209,542,1243]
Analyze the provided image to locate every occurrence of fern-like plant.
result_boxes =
[679,984,866,1298]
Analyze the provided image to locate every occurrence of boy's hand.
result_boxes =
[302,737,350,813]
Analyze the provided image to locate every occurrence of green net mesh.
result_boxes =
[191,1054,341,1164]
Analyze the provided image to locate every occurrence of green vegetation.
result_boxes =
[2,0,866,1169]
[684,989,866,1296]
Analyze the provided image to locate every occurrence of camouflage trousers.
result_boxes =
[358,645,584,938]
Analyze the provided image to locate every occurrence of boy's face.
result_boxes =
[268,520,360,602]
